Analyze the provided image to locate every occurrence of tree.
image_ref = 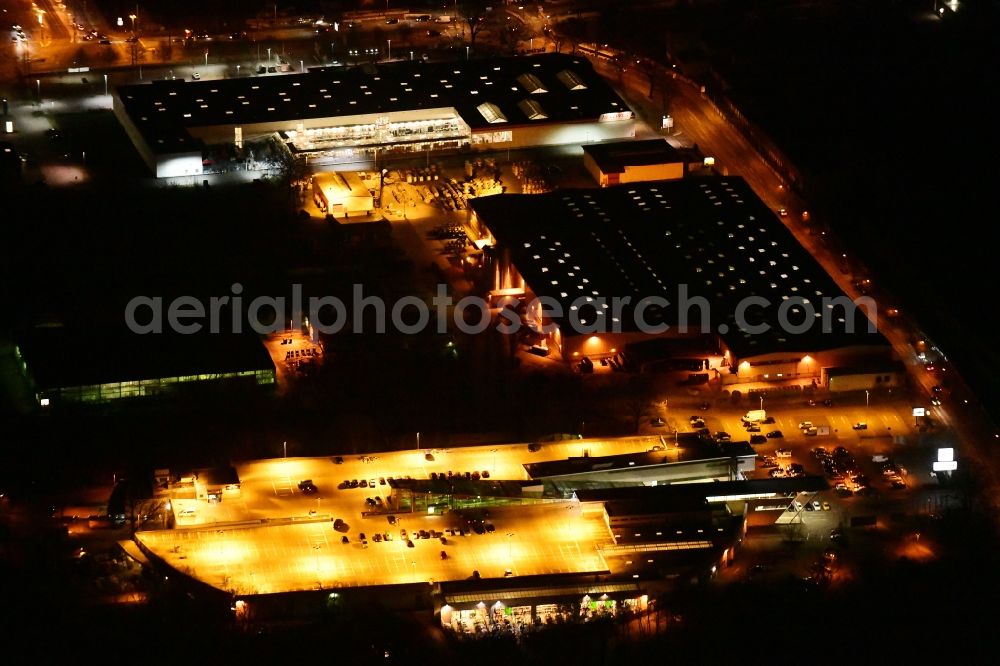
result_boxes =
[493,12,527,55]
[459,0,490,52]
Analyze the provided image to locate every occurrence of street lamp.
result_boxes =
[36,79,40,104]
[465,45,470,60]
[283,440,287,458]
[236,64,241,77]
[129,13,136,35]
[300,59,304,72]
[379,167,388,210]
[104,73,108,96]
[865,390,870,409]
[387,39,391,60]
[267,47,272,63]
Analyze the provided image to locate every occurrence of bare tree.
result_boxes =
[493,12,527,55]
[459,0,490,52]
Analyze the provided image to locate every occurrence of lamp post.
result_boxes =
[865,390,869,409]
[267,47,272,63]
[387,39,391,60]
[379,167,388,210]
[283,440,287,458]
[465,45,470,60]
[36,79,40,104]
[129,13,136,35]
[104,73,108,96]
[236,64,241,77]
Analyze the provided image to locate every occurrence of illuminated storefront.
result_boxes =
[439,581,646,634]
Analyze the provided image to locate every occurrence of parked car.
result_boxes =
[798,421,813,430]
[852,422,868,430]
[775,448,792,458]
[766,430,784,439]
[750,435,767,445]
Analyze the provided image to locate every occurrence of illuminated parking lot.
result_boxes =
[138,438,659,593]
[137,399,926,595]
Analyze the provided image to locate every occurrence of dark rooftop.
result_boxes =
[16,325,275,389]
[826,361,905,377]
[192,466,241,487]
[439,573,630,603]
[471,177,888,357]
[583,138,683,173]
[523,439,756,479]
[116,53,630,154]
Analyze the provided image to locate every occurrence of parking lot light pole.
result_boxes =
[104,73,108,96]
[283,440,287,458]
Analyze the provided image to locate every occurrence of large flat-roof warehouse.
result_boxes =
[469,176,890,383]
[15,326,276,404]
[113,53,636,177]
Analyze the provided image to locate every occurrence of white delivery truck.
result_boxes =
[743,409,766,423]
